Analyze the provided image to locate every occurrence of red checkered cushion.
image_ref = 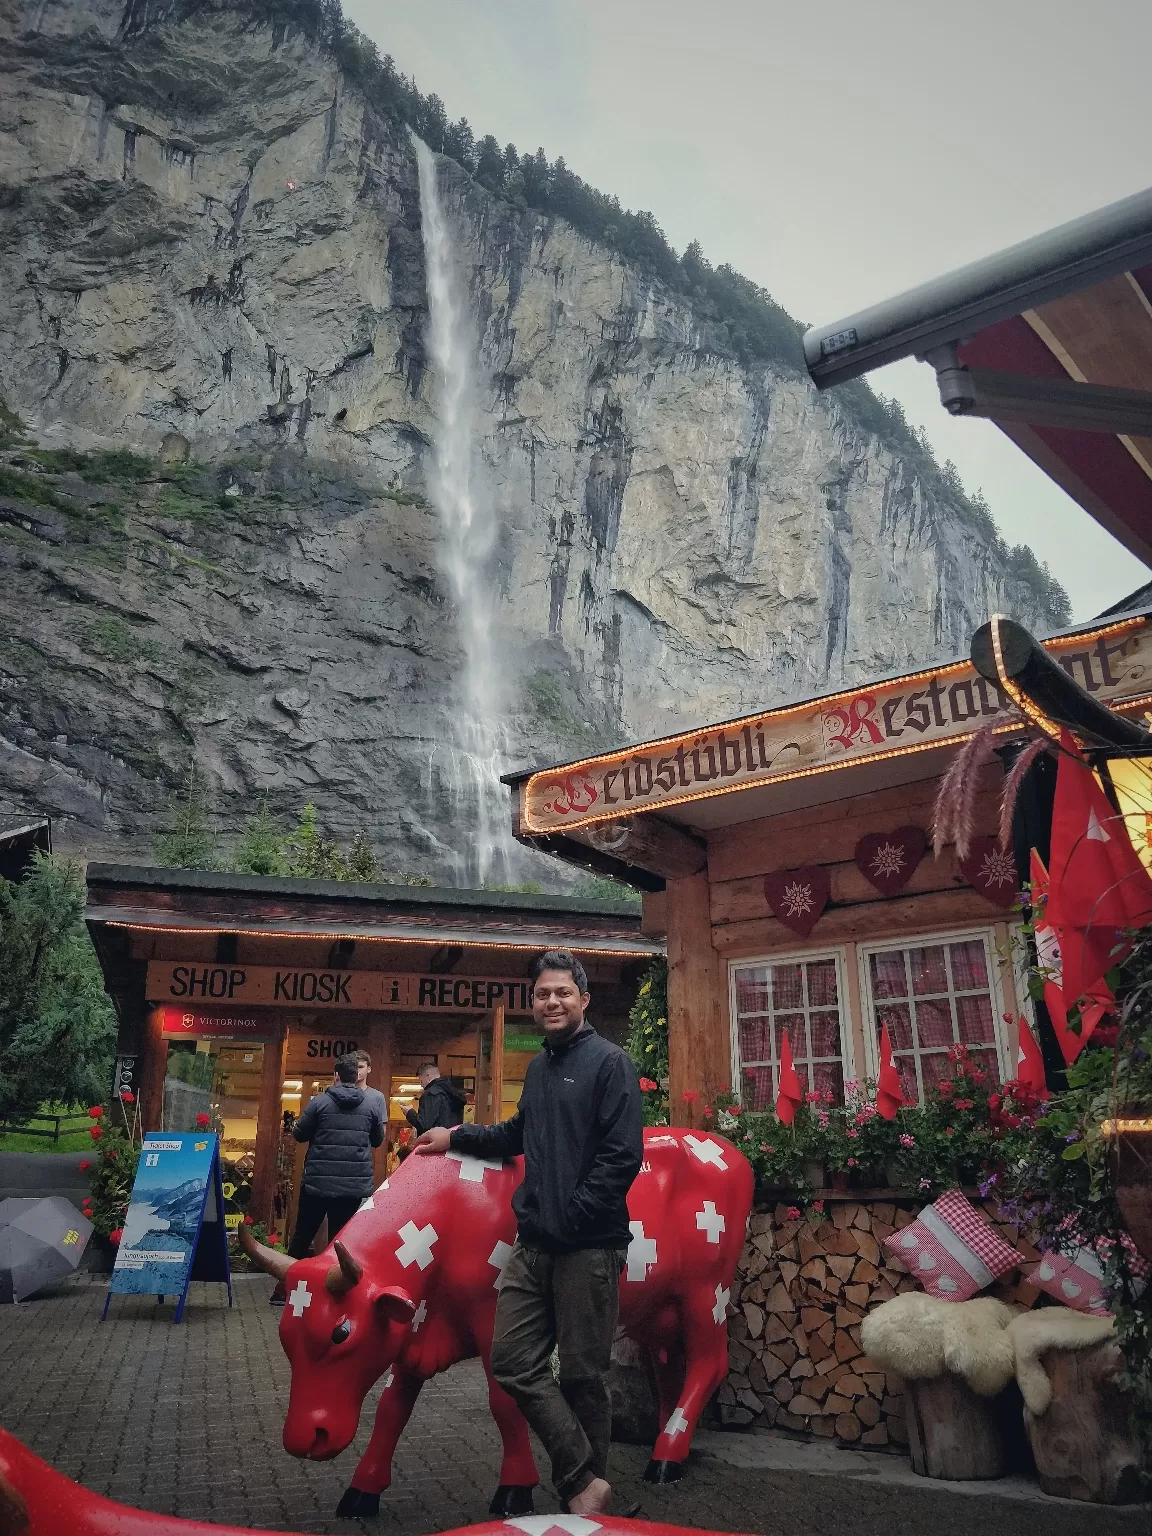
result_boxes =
[883,1190,1021,1301]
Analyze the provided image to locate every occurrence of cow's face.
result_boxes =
[276,1245,415,1459]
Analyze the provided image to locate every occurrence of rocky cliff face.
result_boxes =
[0,0,1063,874]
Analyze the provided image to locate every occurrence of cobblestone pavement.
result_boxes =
[0,1276,1145,1536]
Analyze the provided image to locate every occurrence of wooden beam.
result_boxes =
[641,889,668,938]
[139,1006,167,1133]
[567,814,707,880]
[712,886,1003,959]
[250,1019,288,1224]
[666,871,726,1127]
[708,776,1002,884]
[491,1003,505,1122]
[711,846,968,927]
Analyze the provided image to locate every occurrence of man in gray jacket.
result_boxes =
[286,1052,385,1263]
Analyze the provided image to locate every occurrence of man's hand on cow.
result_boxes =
[414,1127,452,1155]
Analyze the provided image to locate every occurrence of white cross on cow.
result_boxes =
[446,1150,504,1183]
[685,1134,728,1169]
[712,1283,731,1324]
[506,1517,603,1536]
[695,1200,725,1244]
[410,1299,428,1333]
[288,1280,312,1317]
[626,1219,658,1281]
[395,1220,438,1270]
[664,1407,690,1438]
[489,1240,514,1289]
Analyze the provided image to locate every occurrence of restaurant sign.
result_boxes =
[146,964,537,1014]
[520,619,1152,835]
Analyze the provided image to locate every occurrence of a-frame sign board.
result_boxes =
[103,1131,233,1323]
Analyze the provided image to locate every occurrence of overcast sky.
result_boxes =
[346,0,1150,621]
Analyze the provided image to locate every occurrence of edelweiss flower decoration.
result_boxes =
[959,835,1020,910]
[854,826,926,896]
[763,865,830,938]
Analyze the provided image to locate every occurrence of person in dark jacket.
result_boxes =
[405,1062,466,1133]
[415,949,642,1516]
[286,1052,385,1264]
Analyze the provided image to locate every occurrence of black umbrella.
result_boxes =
[0,1196,92,1302]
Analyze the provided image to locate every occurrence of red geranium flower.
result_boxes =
[638,1077,659,1092]
[120,1090,135,1103]
[785,1206,802,1220]
[195,1113,211,1128]
[78,1159,92,1172]
[89,1126,103,1140]
[243,1215,254,1225]
[954,1099,974,1111]
[681,1089,699,1104]
[812,1199,825,1213]
[88,1106,104,1119]
[109,1228,123,1245]
[267,1233,279,1244]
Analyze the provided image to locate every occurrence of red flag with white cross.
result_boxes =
[1030,847,1113,1064]
[774,1029,803,1125]
[876,1023,905,1119]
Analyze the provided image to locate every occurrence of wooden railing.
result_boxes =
[0,1112,92,1145]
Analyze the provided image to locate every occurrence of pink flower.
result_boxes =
[919,1178,932,1189]
[846,1157,858,1167]
[818,1112,830,1129]
[936,1081,953,1097]
[954,1099,974,1111]
[822,1091,835,1106]
[944,1127,955,1137]
[899,1133,916,1148]
[805,1090,821,1103]
[760,1143,774,1153]
[812,1200,825,1212]
[971,1069,986,1083]
[846,1129,859,1139]
[785,1206,802,1221]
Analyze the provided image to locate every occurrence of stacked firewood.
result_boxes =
[718,1197,1042,1446]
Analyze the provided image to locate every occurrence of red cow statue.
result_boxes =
[242,1127,753,1519]
[0,1424,753,1536]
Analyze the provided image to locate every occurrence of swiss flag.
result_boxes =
[1030,847,1113,1064]
[1048,731,1152,1004]
[1015,1014,1049,1097]
[876,1023,905,1119]
[775,1029,803,1126]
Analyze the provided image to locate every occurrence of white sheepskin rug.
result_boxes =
[1008,1308,1116,1416]
[861,1292,1017,1396]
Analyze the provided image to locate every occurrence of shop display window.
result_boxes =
[163,1041,263,1223]
[859,931,1006,1102]
[729,952,852,1108]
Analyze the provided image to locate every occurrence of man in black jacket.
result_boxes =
[404,1062,466,1133]
[415,949,642,1516]
[287,1052,385,1263]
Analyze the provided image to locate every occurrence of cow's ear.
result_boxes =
[375,1286,416,1325]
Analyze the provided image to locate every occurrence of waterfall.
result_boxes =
[413,136,514,889]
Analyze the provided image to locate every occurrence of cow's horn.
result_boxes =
[326,1240,363,1297]
[238,1220,293,1282]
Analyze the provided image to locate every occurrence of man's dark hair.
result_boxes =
[334,1052,360,1084]
[531,949,589,994]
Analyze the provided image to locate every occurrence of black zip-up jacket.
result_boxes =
[293,1083,385,1198]
[405,1076,467,1133]
[449,1026,643,1252]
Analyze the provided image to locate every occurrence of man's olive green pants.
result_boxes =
[490,1242,624,1502]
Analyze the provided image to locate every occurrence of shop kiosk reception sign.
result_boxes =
[103,1132,231,1322]
[147,965,540,1013]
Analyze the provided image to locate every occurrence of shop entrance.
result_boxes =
[162,1039,264,1231]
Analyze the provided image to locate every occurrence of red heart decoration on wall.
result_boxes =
[959,836,1020,909]
[855,826,926,897]
[763,866,831,938]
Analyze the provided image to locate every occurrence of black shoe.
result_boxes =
[269,1289,285,1306]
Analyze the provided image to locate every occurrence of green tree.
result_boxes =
[153,759,218,869]
[0,854,117,1124]
[284,804,347,880]
[346,830,379,882]
[234,800,288,876]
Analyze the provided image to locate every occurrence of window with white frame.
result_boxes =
[729,952,851,1110]
[859,931,1006,1103]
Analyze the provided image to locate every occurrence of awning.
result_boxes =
[802,186,1152,566]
